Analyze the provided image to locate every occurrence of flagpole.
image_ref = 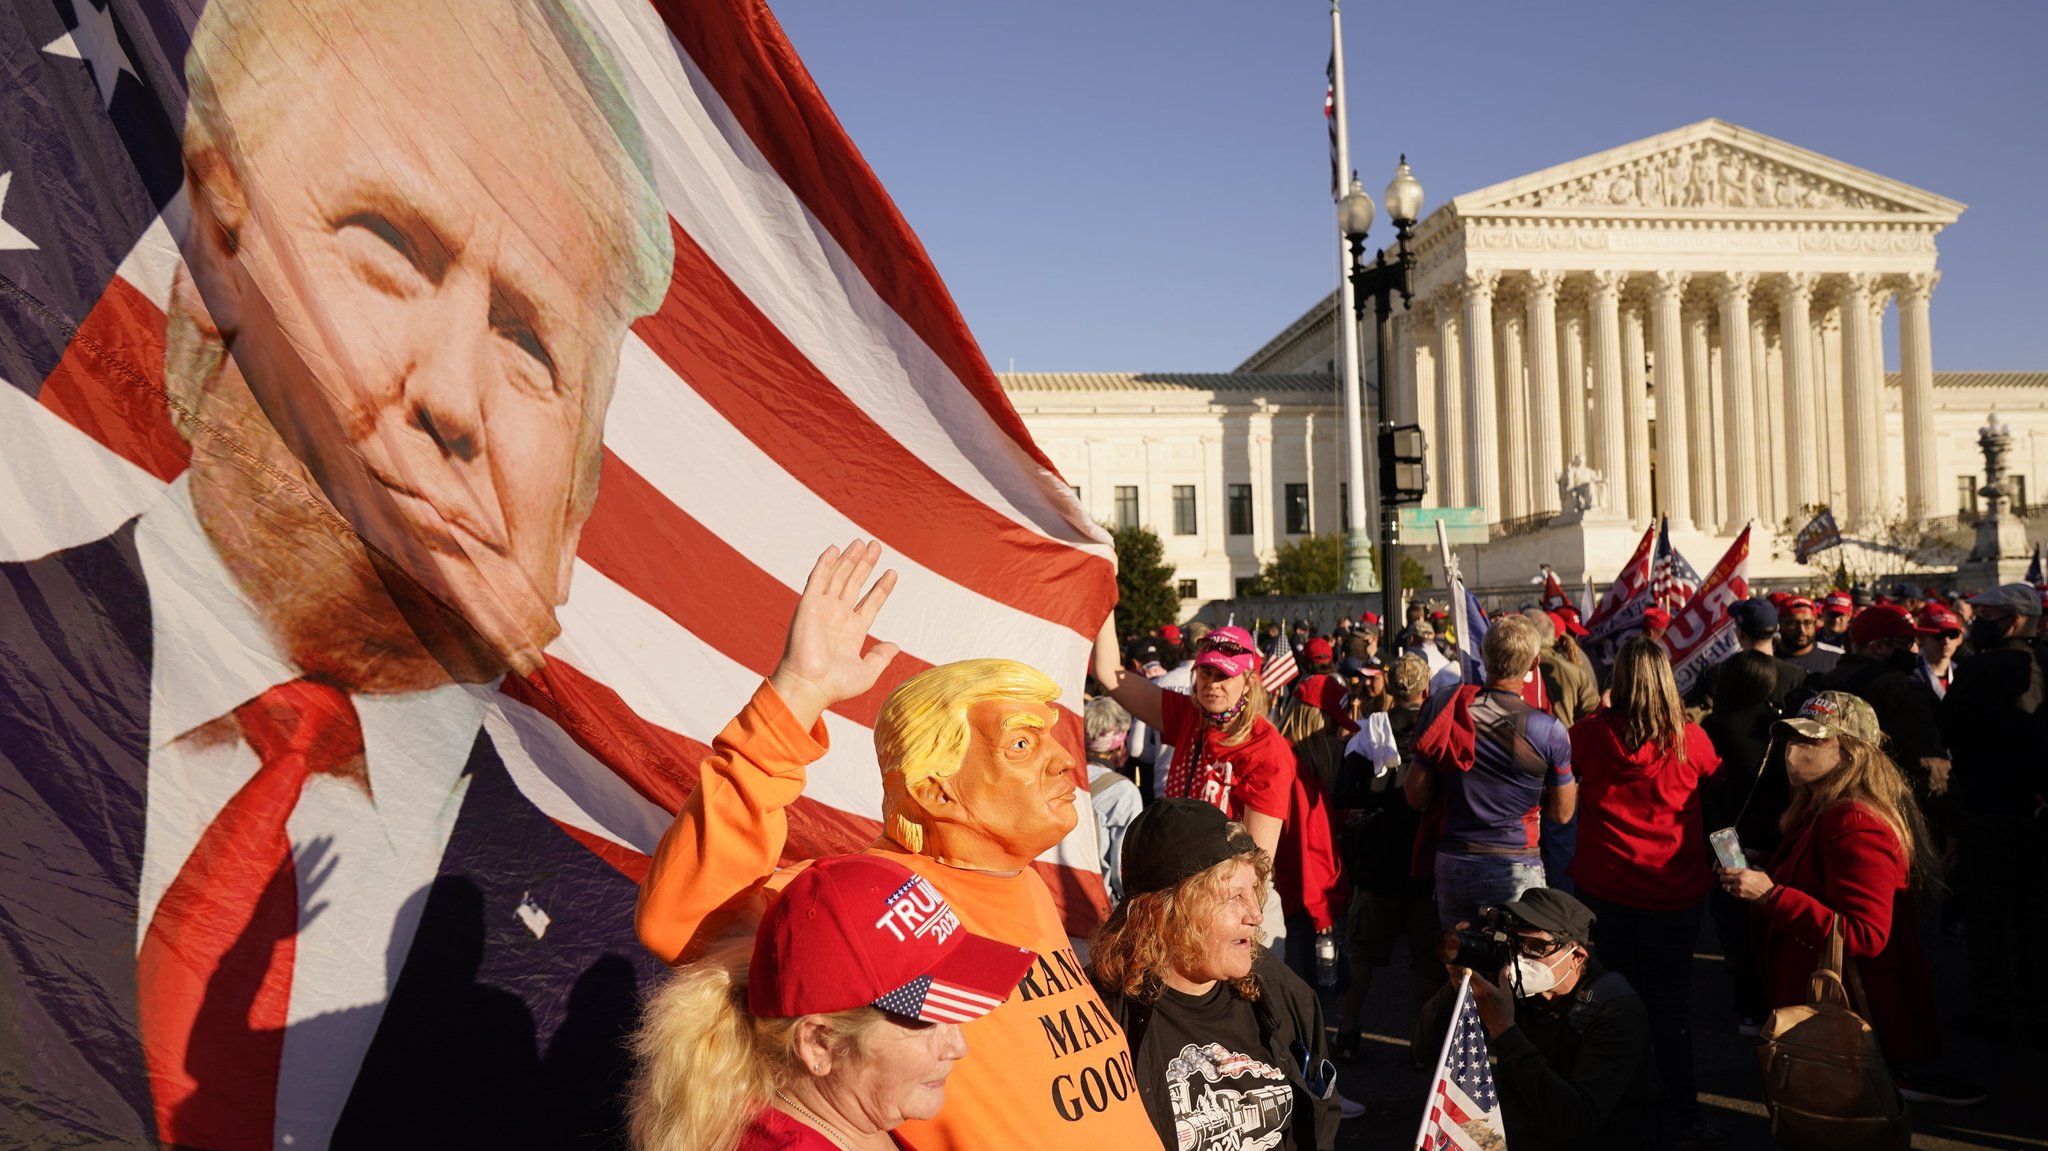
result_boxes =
[1411,972,1476,1151]
[1332,1,1377,593]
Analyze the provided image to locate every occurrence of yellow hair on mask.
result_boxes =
[875,659,1062,854]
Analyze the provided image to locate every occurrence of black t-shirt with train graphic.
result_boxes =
[1132,981,1294,1151]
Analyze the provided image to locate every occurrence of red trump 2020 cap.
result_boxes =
[749,855,1036,1025]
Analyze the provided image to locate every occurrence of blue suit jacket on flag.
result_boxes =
[0,524,664,1149]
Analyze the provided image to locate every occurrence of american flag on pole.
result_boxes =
[0,0,1112,1144]
[1414,975,1508,1151]
[1651,516,1702,612]
[1325,51,1340,200]
[1262,635,1301,695]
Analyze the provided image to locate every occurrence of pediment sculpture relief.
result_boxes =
[1505,141,1903,213]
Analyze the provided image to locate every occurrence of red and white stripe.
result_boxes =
[917,980,1010,1024]
[0,0,1116,932]
[1260,644,1300,695]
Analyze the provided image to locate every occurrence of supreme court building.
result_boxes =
[1003,120,2048,602]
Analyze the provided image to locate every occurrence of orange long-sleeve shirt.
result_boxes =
[636,683,1164,1151]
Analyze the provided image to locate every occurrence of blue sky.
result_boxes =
[768,1,2046,374]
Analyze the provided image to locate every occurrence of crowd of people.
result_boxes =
[617,539,2044,1151]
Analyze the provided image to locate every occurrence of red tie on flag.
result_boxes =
[136,680,365,1151]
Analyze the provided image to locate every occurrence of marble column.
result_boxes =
[1587,272,1628,514]
[1560,297,1588,472]
[1526,271,1565,518]
[1839,273,1882,528]
[1819,308,1846,510]
[1717,274,1759,532]
[1776,273,1820,512]
[1683,305,1716,531]
[1498,310,1531,521]
[1898,273,1940,523]
[1461,271,1501,520]
[1867,286,1894,514]
[1434,287,1467,508]
[1650,272,1693,531]
[1621,299,1652,522]
[1753,316,1780,525]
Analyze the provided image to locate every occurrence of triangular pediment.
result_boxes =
[1450,120,1963,220]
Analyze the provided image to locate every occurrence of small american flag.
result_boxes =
[1415,976,1508,1151]
[1651,517,1701,612]
[1261,637,1300,695]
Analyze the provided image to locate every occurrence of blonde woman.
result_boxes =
[1718,692,1979,1105]
[1565,635,1722,1141]
[631,855,1033,1151]
[1087,799,1340,1151]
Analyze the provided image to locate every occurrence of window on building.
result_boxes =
[1114,485,1139,530]
[1177,578,1198,598]
[1958,475,1979,517]
[1285,483,1310,534]
[1339,482,1349,531]
[2014,475,2029,514]
[1070,484,1081,502]
[1234,576,1260,598]
[1227,484,1254,535]
[1173,485,1198,535]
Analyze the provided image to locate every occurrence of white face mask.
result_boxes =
[1511,948,1573,998]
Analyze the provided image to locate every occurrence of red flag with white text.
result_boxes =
[1664,527,1753,696]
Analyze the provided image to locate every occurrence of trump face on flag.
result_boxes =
[169,0,673,687]
[2,0,674,1146]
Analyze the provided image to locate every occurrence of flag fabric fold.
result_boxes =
[1413,974,1507,1151]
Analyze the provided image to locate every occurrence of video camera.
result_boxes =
[1449,906,1518,974]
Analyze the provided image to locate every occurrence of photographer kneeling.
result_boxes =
[1419,889,1664,1151]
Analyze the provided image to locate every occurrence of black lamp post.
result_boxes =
[1340,157,1425,652]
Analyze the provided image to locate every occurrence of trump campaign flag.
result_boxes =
[1583,521,1656,653]
[1792,507,1843,564]
[1414,974,1508,1151]
[0,1,1113,1147]
[1664,526,1754,697]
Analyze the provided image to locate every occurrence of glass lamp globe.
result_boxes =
[1338,176,1376,240]
[1384,155,1424,227]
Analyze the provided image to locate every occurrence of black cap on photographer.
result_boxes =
[1493,888,1597,946]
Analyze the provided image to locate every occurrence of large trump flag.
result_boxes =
[0,1,1114,1146]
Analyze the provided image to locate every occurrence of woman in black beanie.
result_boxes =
[1087,798,1342,1151]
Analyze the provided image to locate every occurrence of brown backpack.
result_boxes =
[1756,918,1911,1151]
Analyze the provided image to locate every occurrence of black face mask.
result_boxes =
[1966,618,2010,653]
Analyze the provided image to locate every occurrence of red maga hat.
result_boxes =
[1642,606,1672,629]
[1822,592,1854,616]
[1782,596,1818,616]
[1847,603,1939,646]
[1918,604,1962,631]
[1294,673,1359,735]
[750,855,1035,1024]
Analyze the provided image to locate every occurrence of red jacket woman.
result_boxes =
[1749,797,1937,1064]
[1568,710,1722,911]
[1718,692,1941,1069]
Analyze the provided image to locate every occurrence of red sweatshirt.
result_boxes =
[1566,712,1722,911]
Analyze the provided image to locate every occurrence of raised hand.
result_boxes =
[767,540,901,729]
